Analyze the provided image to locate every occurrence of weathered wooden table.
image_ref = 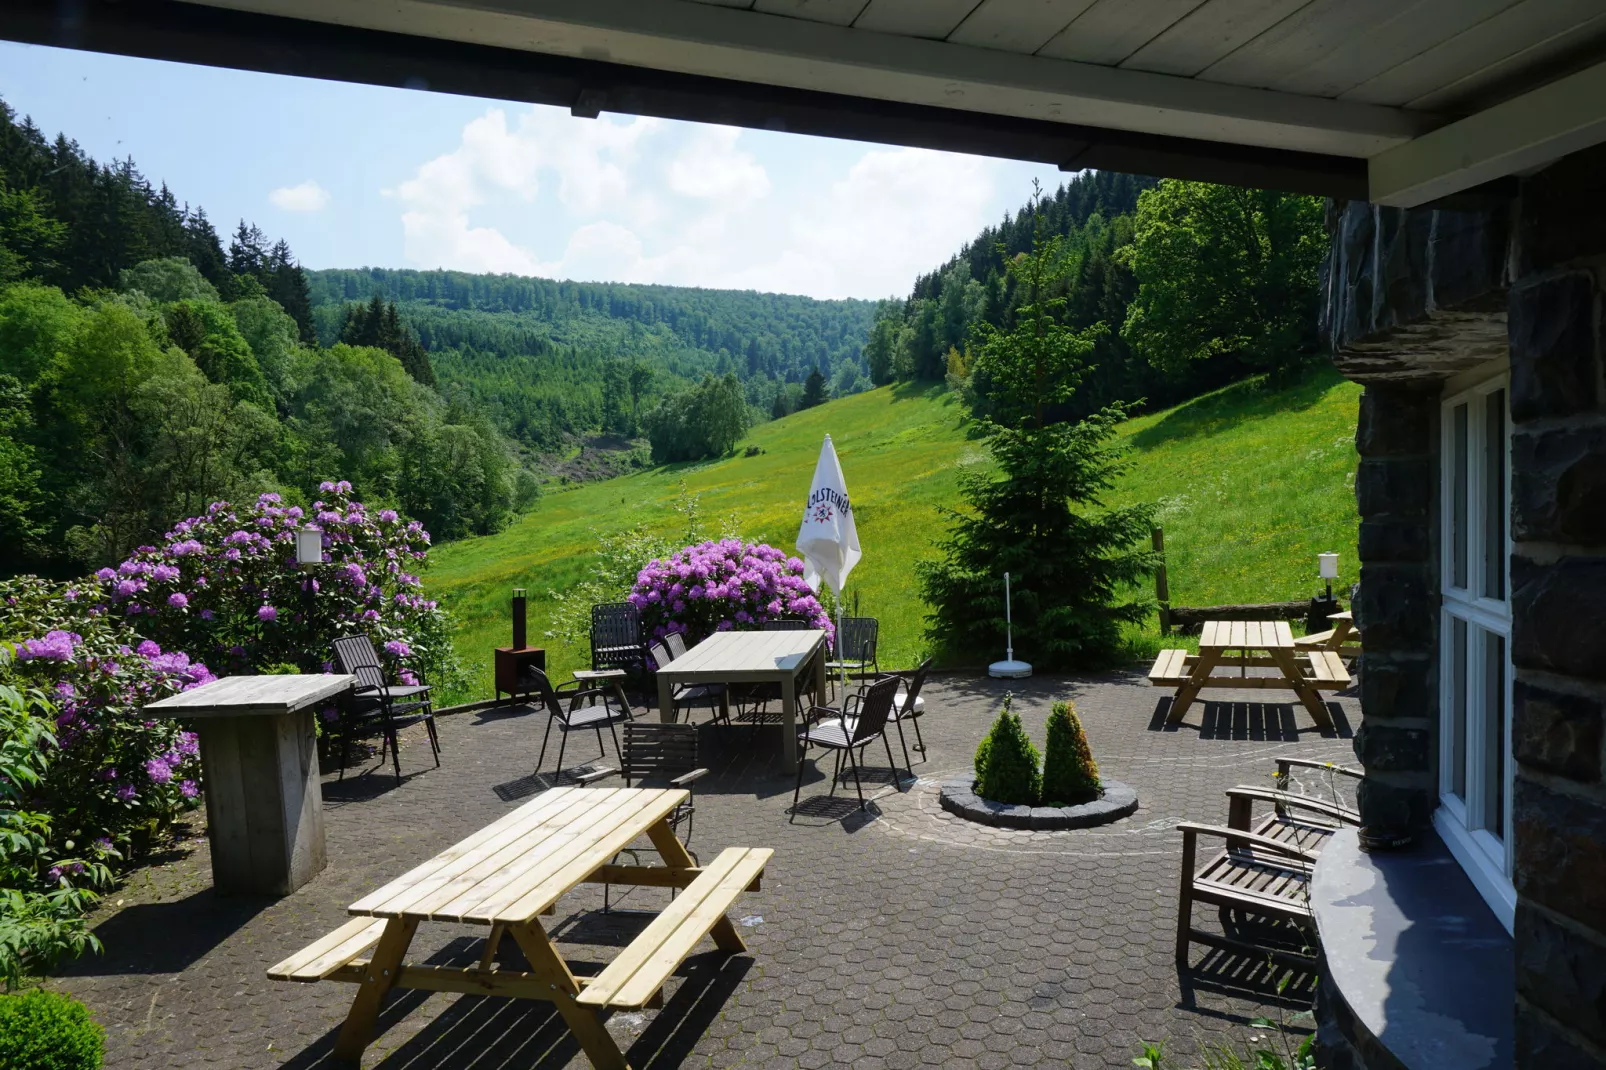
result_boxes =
[147,673,353,896]
[654,629,828,773]
[268,786,771,1069]
[1149,620,1346,729]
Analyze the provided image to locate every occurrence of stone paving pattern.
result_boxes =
[53,670,1358,1069]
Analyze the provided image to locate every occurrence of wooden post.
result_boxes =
[1152,526,1171,635]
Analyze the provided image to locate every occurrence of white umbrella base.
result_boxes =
[989,659,1033,678]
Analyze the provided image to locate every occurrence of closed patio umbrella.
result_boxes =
[795,434,860,695]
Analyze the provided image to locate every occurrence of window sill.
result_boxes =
[1310,827,1513,1070]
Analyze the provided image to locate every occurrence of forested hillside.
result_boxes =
[307,268,878,451]
[0,99,534,578]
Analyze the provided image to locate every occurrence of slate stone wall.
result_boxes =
[1326,143,1606,1068]
[1503,147,1606,1070]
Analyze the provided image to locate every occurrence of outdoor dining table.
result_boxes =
[146,673,354,896]
[654,628,828,773]
[1161,619,1340,730]
[268,785,771,1069]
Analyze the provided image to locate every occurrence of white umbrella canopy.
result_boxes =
[795,434,860,598]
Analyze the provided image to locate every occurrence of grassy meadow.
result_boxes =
[427,367,1363,702]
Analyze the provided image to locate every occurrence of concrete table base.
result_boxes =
[148,674,353,897]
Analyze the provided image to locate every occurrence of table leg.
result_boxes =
[812,643,827,709]
[1271,648,1334,729]
[1168,648,1222,724]
[609,681,632,720]
[780,672,798,775]
[332,916,419,1062]
[646,820,745,954]
[656,672,675,725]
[509,922,630,1070]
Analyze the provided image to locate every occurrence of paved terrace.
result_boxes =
[54,671,1357,1069]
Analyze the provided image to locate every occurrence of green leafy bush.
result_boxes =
[1040,700,1101,805]
[973,694,1039,805]
[0,989,104,1069]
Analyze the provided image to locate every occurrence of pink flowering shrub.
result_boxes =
[628,540,831,651]
[86,483,457,685]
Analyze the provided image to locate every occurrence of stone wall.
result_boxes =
[1503,147,1606,1069]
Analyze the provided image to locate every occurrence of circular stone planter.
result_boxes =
[939,774,1138,830]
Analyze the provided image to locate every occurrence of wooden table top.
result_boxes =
[1329,610,1354,622]
[146,673,354,717]
[347,787,687,926]
[1200,620,1295,650]
[659,628,825,682]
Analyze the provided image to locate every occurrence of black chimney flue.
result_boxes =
[512,587,527,651]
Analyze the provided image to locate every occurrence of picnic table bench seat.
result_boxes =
[1306,650,1351,687]
[268,917,389,983]
[1148,648,1190,687]
[578,846,770,1010]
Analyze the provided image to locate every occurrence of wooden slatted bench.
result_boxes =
[1175,822,1318,969]
[268,917,389,983]
[1148,648,1190,687]
[1305,650,1351,688]
[577,846,771,1010]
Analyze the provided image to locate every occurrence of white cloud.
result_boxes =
[268,179,330,212]
[390,105,1016,297]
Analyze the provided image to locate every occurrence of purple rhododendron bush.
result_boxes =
[629,539,831,649]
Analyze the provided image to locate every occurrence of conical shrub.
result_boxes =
[1040,699,1101,804]
[973,694,1040,805]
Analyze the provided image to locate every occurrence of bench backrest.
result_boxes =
[619,722,698,786]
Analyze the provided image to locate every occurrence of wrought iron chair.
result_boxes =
[650,641,728,725]
[579,721,706,910]
[877,657,932,777]
[591,602,648,675]
[760,618,811,630]
[531,667,630,781]
[331,634,439,780]
[791,674,901,815]
[826,616,879,693]
[736,620,821,734]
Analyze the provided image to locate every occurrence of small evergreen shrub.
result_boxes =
[0,989,104,1070]
[1040,700,1102,805]
[973,695,1040,805]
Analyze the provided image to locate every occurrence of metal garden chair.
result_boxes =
[826,616,879,692]
[331,634,439,779]
[791,674,901,815]
[876,657,931,777]
[591,602,648,675]
[650,640,729,725]
[531,667,631,781]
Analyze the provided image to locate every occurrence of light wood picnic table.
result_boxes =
[1156,620,1342,730]
[655,629,828,773]
[1293,609,1362,657]
[268,786,771,1069]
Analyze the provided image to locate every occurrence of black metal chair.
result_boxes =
[878,657,932,777]
[531,667,630,781]
[826,616,879,688]
[792,674,901,815]
[579,721,707,910]
[591,602,648,675]
[650,641,728,725]
[760,618,811,630]
[331,634,439,780]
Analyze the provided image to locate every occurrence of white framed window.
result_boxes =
[1436,365,1514,932]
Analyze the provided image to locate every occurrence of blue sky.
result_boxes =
[0,41,1067,300]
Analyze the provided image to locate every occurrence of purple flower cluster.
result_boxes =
[628,540,831,648]
[17,630,81,662]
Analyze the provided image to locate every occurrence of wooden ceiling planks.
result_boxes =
[1037,0,1209,66]
[852,0,984,39]
[1120,0,1318,77]
[752,0,871,27]
[947,0,1100,55]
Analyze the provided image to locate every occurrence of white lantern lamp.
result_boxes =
[1318,552,1339,599]
[295,524,324,569]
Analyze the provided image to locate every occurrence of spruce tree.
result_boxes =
[918,187,1155,669]
[1041,700,1101,804]
[973,694,1040,805]
[800,366,827,409]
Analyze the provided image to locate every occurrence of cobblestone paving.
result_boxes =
[53,670,1359,1069]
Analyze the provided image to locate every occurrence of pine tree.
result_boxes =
[973,694,1040,805]
[228,220,265,276]
[800,366,828,409]
[1041,700,1101,804]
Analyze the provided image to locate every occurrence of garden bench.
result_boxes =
[268,917,388,982]
[1147,648,1190,686]
[577,846,771,1010]
[1175,821,1319,968]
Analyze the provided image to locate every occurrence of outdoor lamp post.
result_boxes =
[295,524,324,569]
[1318,552,1339,599]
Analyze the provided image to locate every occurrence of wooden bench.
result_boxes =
[577,846,771,1010]
[1148,648,1190,687]
[268,917,389,983]
[1304,650,1351,688]
[1175,822,1318,968]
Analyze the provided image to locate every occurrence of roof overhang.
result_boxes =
[4,0,1605,206]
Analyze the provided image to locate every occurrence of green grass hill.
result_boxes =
[427,367,1362,702]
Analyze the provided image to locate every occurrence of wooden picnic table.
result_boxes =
[1293,609,1362,657]
[1149,620,1347,730]
[147,673,353,896]
[268,786,771,1069]
[655,629,828,773]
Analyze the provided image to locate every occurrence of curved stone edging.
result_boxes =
[939,774,1138,830]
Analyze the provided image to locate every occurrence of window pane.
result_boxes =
[1452,403,1469,588]
[1450,617,1468,800]
[1482,630,1507,840]
[1484,390,1506,600]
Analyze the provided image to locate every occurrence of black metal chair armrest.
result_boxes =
[670,768,710,787]
[575,767,619,784]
